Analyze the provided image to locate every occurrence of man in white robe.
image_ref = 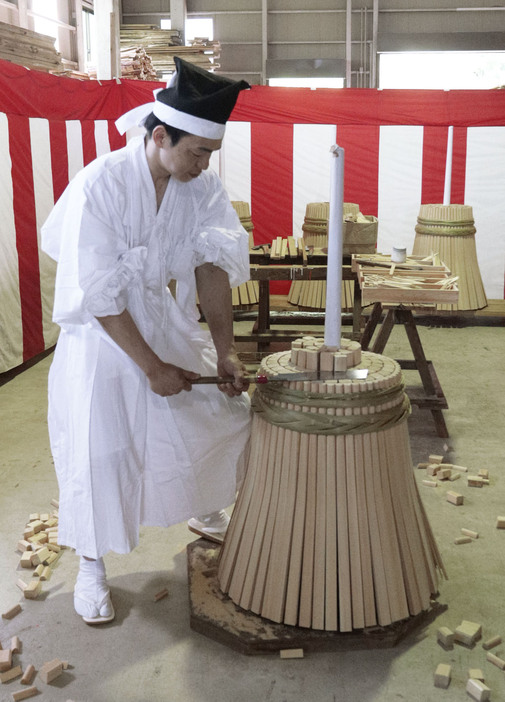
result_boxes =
[41,58,252,624]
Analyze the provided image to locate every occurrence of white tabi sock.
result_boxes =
[74,556,114,623]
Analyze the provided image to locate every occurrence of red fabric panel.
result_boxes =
[251,122,293,293]
[81,121,97,166]
[232,85,505,128]
[451,127,467,205]
[421,126,468,205]
[421,127,448,205]
[2,60,505,128]
[49,121,69,202]
[337,125,380,216]
[8,114,44,361]
[107,119,126,152]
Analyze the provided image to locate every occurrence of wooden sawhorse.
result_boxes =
[360,302,449,438]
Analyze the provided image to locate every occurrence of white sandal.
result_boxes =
[188,510,230,544]
[74,557,115,624]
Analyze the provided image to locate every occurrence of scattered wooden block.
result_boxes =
[154,588,169,602]
[454,536,472,545]
[438,468,452,480]
[468,475,484,488]
[20,664,36,685]
[426,464,441,476]
[19,552,34,569]
[39,513,49,522]
[468,668,485,682]
[28,513,39,522]
[437,626,454,648]
[466,678,491,702]
[1,604,22,620]
[16,540,33,554]
[478,469,489,479]
[486,651,505,670]
[38,658,63,684]
[422,479,438,488]
[0,665,22,684]
[434,663,451,689]
[28,520,44,534]
[11,686,39,701]
[482,634,501,650]
[461,528,479,539]
[416,462,429,470]
[16,579,27,592]
[446,491,464,506]
[33,546,50,565]
[448,472,460,482]
[454,620,482,646]
[0,649,13,672]
[280,648,304,659]
[429,454,444,464]
[10,636,21,653]
[23,580,42,600]
[496,516,505,529]
[448,464,468,473]
[40,566,51,582]
[50,498,59,508]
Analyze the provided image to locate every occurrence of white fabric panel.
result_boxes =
[94,120,111,157]
[0,113,23,372]
[377,125,424,257]
[293,124,335,239]
[29,117,59,348]
[220,122,251,207]
[66,120,84,181]
[465,126,505,299]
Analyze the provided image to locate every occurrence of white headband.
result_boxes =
[115,89,226,139]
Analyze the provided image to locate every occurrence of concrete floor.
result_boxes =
[1,321,504,702]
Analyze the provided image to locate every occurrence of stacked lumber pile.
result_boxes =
[0,21,62,73]
[119,46,157,80]
[119,25,220,77]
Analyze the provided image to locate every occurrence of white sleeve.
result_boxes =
[192,171,250,288]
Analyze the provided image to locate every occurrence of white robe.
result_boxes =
[41,136,251,559]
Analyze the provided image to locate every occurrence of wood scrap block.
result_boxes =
[437,626,454,648]
[454,536,472,544]
[486,651,505,669]
[22,527,35,539]
[0,649,13,672]
[28,520,44,534]
[478,469,489,479]
[466,678,491,702]
[426,463,441,476]
[496,516,505,529]
[279,648,304,659]
[416,462,429,470]
[154,588,168,601]
[448,463,468,472]
[28,513,39,522]
[434,663,451,689]
[34,564,44,577]
[446,491,464,505]
[0,665,22,683]
[468,475,484,487]
[40,566,51,582]
[10,636,21,653]
[2,604,22,620]
[20,552,34,569]
[429,454,444,464]
[46,543,60,553]
[16,579,27,592]
[23,580,42,600]
[39,513,49,522]
[454,620,482,646]
[422,479,438,488]
[11,686,39,701]
[16,540,33,554]
[34,546,50,565]
[448,472,460,481]
[482,634,501,650]
[38,658,63,684]
[50,498,59,508]
[468,668,484,681]
[20,664,35,685]
[437,468,452,480]
[27,532,47,546]
[461,528,478,539]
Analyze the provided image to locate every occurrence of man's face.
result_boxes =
[161,133,222,182]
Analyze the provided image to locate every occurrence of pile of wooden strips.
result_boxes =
[0,21,62,73]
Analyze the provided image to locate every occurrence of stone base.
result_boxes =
[187,539,445,656]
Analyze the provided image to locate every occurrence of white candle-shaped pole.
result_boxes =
[443,125,454,206]
[324,144,345,349]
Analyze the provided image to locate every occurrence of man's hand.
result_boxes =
[216,352,250,397]
[146,360,200,396]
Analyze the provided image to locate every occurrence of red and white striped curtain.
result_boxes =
[2,60,505,373]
